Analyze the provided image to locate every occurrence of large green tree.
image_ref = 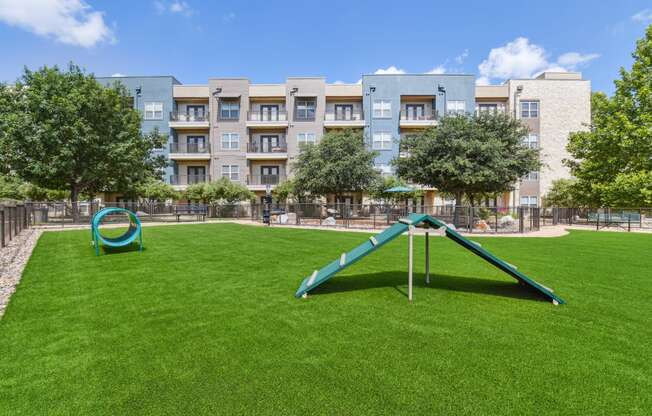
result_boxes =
[292,129,380,201]
[185,177,254,204]
[566,25,652,207]
[394,112,540,205]
[0,64,167,220]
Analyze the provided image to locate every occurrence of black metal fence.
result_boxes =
[541,207,652,231]
[1,204,32,247]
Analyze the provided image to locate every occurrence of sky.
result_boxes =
[0,0,651,93]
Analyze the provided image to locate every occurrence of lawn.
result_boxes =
[0,223,650,415]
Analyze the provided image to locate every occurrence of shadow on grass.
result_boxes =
[311,271,547,303]
[99,244,145,255]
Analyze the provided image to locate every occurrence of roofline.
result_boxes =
[362,73,474,77]
[96,75,181,84]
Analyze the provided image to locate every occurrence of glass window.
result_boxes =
[523,171,539,181]
[144,102,163,120]
[372,132,392,150]
[477,103,497,114]
[221,165,239,181]
[373,100,391,118]
[520,196,538,207]
[295,98,316,120]
[297,133,316,147]
[376,163,392,177]
[221,133,240,150]
[521,101,539,118]
[220,100,240,119]
[524,134,539,149]
[447,100,466,115]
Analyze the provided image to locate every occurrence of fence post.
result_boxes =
[1,208,5,247]
[518,206,524,233]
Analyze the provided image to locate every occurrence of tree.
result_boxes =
[0,64,167,221]
[394,112,539,206]
[292,129,380,201]
[367,176,423,203]
[184,178,254,204]
[271,179,297,203]
[566,25,652,207]
[543,179,581,208]
[136,179,178,203]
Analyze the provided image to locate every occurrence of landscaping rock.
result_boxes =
[0,228,42,319]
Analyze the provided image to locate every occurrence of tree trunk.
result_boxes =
[70,185,80,224]
[453,191,463,228]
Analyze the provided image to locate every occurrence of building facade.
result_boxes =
[100,71,590,207]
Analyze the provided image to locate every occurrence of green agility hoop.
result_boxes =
[91,207,143,256]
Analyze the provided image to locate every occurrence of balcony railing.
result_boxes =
[400,109,437,121]
[169,111,209,122]
[324,112,364,121]
[246,174,287,186]
[170,174,211,186]
[247,140,288,153]
[247,111,288,122]
[169,142,211,153]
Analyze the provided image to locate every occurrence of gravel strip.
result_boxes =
[0,228,43,319]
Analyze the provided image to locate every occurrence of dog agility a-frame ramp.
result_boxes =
[295,213,565,305]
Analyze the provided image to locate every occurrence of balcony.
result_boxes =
[246,174,287,190]
[168,143,211,161]
[324,112,365,128]
[170,174,211,189]
[246,139,288,160]
[169,111,210,129]
[246,111,288,128]
[399,109,438,128]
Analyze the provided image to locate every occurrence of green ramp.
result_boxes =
[295,213,565,305]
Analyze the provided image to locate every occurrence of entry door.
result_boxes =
[260,105,279,121]
[260,166,280,184]
[187,166,206,184]
[186,105,205,121]
[187,135,206,153]
[406,104,424,120]
[334,104,353,120]
[260,135,279,153]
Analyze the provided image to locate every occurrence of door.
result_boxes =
[260,166,280,185]
[187,136,206,153]
[186,105,205,121]
[334,104,353,120]
[187,166,206,184]
[260,135,279,153]
[260,105,279,121]
[406,104,425,120]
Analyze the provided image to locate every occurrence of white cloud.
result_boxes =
[454,49,469,65]
[632,9,652,23]
[477,37,599,85]
[0,0,114,47]
[332,80,345,85]
[557,52,600,68]
[426,65,446,74]
[222,12,235,22]
[373,65,406,75]
[111,73,126,77]
[153,1,193,17]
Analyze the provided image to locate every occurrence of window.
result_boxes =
[521,101,539,118]
[477,103,498,114]
[295,98,316,120]
[373,100,391,118]
[222,165,239,181]
[376,163,392,177]
[219,100,240,120]
[297,133,316,146]
[144,102,163,120]
[372,132,392,150]
[520,195,538,207]
[524,134,539,149]
[523,171,539,181]
[447,100,466,115]
[334,104,353,120]
[221,133,240,150]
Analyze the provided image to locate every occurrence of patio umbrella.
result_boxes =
[384,185,414,193]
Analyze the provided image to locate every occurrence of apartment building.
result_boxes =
[475,72,591,207]
[100,71,590,207]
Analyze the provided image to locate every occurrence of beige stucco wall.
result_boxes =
[285,78,326,172]
[324,100,363,119]
[173,85,209,98]
[507,78,591,200]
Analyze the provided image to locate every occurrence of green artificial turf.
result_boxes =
[1,223,651,415]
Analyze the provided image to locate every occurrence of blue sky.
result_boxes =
[0,0,651,93]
